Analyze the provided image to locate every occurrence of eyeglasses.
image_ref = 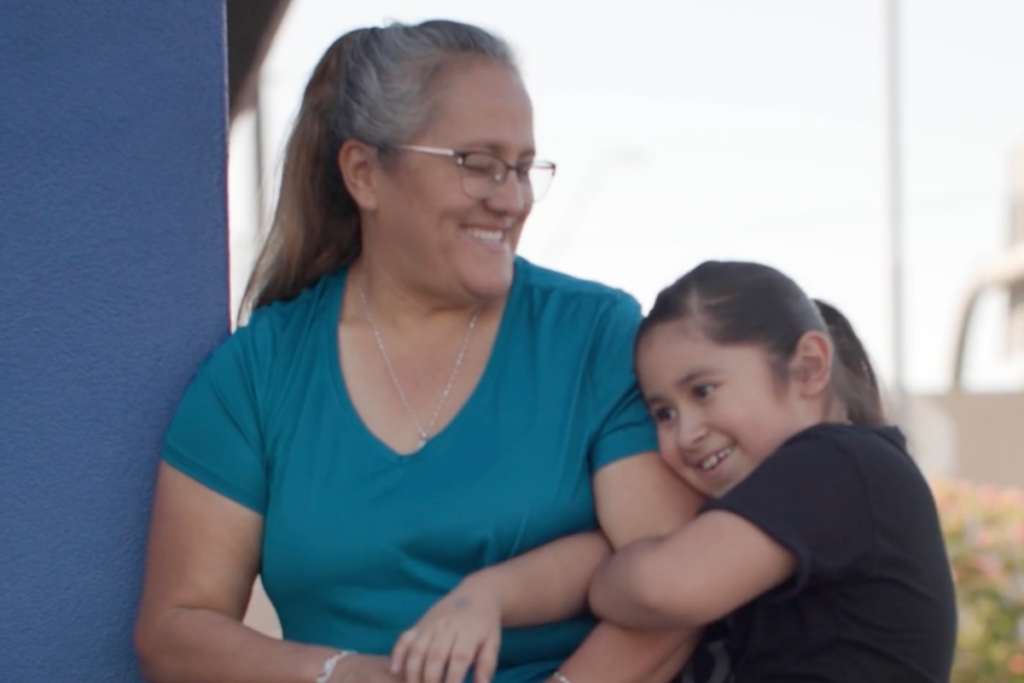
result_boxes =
[396,145,557,202]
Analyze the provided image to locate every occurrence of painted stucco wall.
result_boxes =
[0,2,230,679]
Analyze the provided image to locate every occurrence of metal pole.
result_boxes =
[885,0,907,426]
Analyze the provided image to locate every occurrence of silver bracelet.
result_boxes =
[553,672,577,683]
[317,650,356,683]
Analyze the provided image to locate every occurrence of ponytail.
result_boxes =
[241,32,365,319]
[813,299,885,426]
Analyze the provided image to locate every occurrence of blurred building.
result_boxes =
[910,143,1024,485]
[1010,148,1024,353]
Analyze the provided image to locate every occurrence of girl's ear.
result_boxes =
[788,330,834,399]
[338,139,380,211]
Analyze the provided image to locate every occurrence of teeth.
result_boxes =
[466,228,503,242]
[699,447,732,471]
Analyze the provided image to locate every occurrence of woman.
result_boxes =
[134,19,701,683]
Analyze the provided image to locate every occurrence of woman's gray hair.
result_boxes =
[240,20,521,318]
[336,20,518,152]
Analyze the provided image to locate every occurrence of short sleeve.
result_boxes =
[704,428,874,595]
[161,332,268,514]
[587,293,659,471]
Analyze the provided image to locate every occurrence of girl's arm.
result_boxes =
[553,453,706,683]
[589,510,797,631]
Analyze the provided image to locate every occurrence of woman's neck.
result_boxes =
[347,258,496,335]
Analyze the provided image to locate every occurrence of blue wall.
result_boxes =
[0,2,230,679]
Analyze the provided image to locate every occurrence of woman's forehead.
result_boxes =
[419,62,534,151]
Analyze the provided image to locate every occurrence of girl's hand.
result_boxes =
[391,579,502,683]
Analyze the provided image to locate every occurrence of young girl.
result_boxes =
[588,260,957,682]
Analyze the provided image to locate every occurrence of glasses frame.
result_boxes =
[395,144,557,202]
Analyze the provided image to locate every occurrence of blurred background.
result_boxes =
[226,1,1024,680]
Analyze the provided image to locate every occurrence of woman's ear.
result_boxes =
[337,140,379,211]
[789,330,834,398]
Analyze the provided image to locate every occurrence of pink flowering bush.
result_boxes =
[931,477,1024,682]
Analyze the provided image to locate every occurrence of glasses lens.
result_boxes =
[459,153,502,199]
[528,163,555,202]
[458,154,556,202]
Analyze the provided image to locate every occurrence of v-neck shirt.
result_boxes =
[162,258,658,683]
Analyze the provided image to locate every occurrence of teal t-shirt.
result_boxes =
[162,258,658,683]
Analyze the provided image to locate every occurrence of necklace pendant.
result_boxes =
[357,280,479,459]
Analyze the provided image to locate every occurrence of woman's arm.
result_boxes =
[554,623,700,683]
[391,455,702,683]
[589,510,797,631]
[390,531,614,683]
[135,463,398,683]
[465,531,612,627]
[552,453,706,683]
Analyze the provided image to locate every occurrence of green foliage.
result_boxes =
[932,478,1024,682]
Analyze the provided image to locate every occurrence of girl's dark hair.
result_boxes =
[638,261,885,426]
[239,20,517,321]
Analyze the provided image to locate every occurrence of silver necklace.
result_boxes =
[357,280,481,452]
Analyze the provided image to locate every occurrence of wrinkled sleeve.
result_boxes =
[161,332,268,514]
[587,293,659,471]
[704,431,874,596]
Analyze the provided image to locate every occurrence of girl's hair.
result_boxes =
[239,20,517,319]
[638,261,885,426]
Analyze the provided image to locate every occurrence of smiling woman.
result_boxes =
[336,56,540,314]
[134,18,701,683]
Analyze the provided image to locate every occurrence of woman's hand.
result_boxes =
[390,577,502,683]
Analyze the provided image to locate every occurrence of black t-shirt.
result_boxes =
[693,423,956,683]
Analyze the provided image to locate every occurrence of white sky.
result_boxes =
[229,0,1024,396]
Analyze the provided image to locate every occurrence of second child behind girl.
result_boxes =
[589,260,957,682]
